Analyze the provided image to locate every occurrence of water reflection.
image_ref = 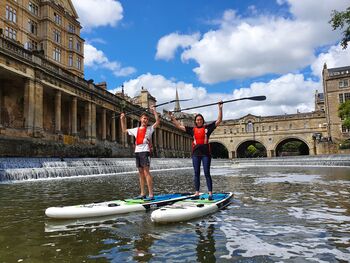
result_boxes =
[196,223,216,262]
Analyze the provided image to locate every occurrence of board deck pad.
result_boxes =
[151,192,233,223]
[45,192,194,219]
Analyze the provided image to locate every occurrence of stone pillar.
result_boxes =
[34,82,43,135]
[111,113,116,142]
[55,90,61,133]
[158,129,163,148]
[24,79,35,132]
[91,103,96,144]
[0,86,2,127]
[71,97,77,135]
[85,102,92,139]
[102,108,106,140]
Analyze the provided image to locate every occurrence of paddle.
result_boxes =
[113,99,192,118]
[172,95,266,112]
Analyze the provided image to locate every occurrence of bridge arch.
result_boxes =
[236,139,267,158]
[274,137,310,156]
[209,140,229,159]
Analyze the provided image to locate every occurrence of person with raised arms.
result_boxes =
[120,105,160,200]
[168,101,223,200]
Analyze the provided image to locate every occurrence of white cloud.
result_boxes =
[311,44,350,78]
[110,73,321,121]
[159,0,348,84]
[84,44,136,77]
[155,33,200,61]
[72,0,123,30]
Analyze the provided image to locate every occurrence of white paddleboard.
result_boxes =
[45,193,194,219]
[151,192,233,223]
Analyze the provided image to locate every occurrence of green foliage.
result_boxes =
[329,7,350,49]
[281,141,303,152]
[339,140,350,149]
[338,100,350,129]
[247,145,257,156]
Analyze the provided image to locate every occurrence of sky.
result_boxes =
[71,0,350,121]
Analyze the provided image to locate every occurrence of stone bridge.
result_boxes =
[210,112,333,158]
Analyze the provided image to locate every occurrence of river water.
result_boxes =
[0,159,349,262]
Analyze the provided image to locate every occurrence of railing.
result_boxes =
[0,36,127,108]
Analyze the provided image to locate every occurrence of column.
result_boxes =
[71,97,77,135]
[84,102,91,139]
[91,103,96,143]
[34,82,43,134]
[111,113,116,142]
[102,108,106,140]
[0,86,2,126]
[24,79,35,132]
[55,90,61,133]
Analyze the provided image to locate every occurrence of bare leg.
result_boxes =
[138,168,146,196]
[143,166,154,197]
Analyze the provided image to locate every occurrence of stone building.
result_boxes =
[0,0,349,158]
[0,0,193,157]
[322,64,350,143]
[0,0,84,77]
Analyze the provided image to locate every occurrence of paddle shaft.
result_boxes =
[172,95,266,112]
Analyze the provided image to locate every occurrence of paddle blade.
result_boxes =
[249,95,266,101]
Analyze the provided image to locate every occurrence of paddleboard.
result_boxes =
[151,192,233,223]
[45,193,194,219]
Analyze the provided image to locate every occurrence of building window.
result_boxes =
[68,53,73,66]
[262,126,265,131]
[339,79,349,88]
[339,94,344,103]
[54,13,62,25]
[25,39,38,50]
[28,19,38,35]
[224,129,226,134]
[246,121,254,133]
[76,41,81,52]
[53,30,61,43]
[28,2,39,16]
[6,5,17,23]
[5,27,17,40]
[275,125,278,131]
[77,57,81,69]
[289,123,292,129]
[341,125,349,133]
[269,126,271,131]
[345,93,350,102]
[68,24,75,33]
[68,37,73,49]
[53,47,61,62]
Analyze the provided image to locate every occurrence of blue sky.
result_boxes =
[72,0,350,121]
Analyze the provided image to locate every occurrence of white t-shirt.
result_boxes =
[127,126,154,153]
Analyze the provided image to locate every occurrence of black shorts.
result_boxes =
[135,152,150,168]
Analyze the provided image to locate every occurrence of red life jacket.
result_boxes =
[192,126,208,149]
[136,127,147,145]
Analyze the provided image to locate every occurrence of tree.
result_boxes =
[338,100,350,129]
[329,7,350,49]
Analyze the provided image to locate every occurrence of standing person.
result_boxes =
[120,105,160,200]
[169,101,223,200]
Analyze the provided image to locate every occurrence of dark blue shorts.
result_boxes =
[135,152,150,168]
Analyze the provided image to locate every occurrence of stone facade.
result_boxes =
[0,0,84,77]
[323,64,350,143]
[0,0,348,158]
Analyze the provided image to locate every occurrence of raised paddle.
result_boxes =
[172,95,266,113]
[113,98,192,118]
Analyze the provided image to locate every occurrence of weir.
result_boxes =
[0,158,194,182]
[234,154,350,167]
[1,155,350,182]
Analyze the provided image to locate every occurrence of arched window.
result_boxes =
[246,121,254,133]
